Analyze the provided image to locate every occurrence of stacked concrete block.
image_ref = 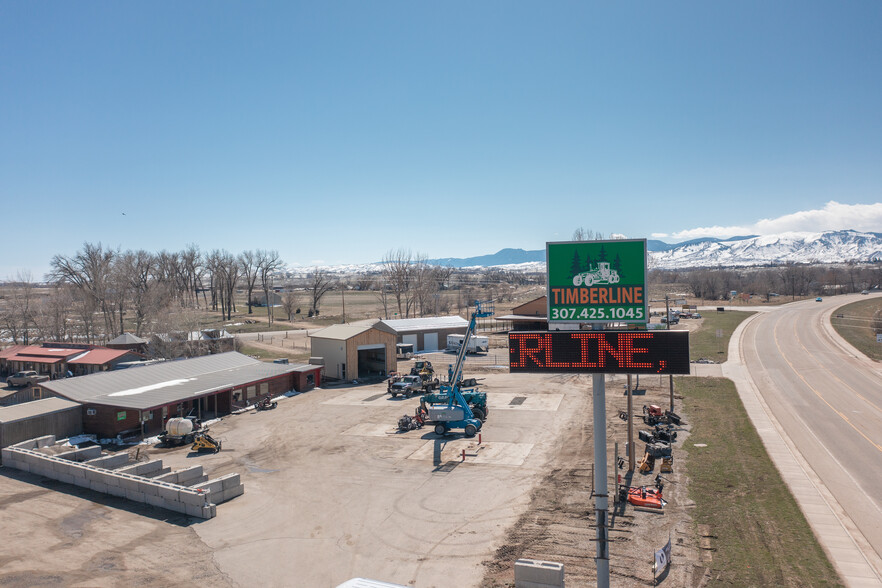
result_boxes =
[189,473,244,504]
[155,465,206,486]
[84,453,130,469]
[0,437,245,519]
[55,446,103,462]
[514,559,565,588]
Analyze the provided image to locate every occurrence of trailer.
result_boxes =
[446,333,489,354]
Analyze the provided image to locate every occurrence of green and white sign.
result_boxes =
[546,239,648,324]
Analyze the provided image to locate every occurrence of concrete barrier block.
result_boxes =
[12,461,29,473]
[220,473,241,490]
[125,488,146,503]
[179,490,209,506]
[196,479,224,495]
[36,436,56,448]
[89,480,108,494]
[185,504,204,517]
[56,473,75,485]
[202,504,216,519]
[145,493,167,509]
[103,473,121,487]
[157,485,181,503]
[218,485,245,503]
[85,453,129,469]
[137,481,161,497]
[144,467,171,479]
[69,463,87,479]
[514,559,564,588]
[84,468,105,482]
[2,448,15,462]
[11,439,36,450]
[106,485,126,498]
[172,465,204,482]
[117,475,141,492]
[73,476,90,488]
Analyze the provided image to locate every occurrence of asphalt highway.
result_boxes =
[736,293,882,585]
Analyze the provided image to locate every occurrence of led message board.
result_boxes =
[509,330,690,374]
[546,239,647,324]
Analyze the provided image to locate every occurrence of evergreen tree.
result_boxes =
[583,251,593,272]
[570,251,581,277]
[613,253,623,278]
[599,246,608,262]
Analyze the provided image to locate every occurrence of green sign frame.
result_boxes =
[546,239,648,324]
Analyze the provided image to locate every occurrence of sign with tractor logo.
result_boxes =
[546,239,647,324]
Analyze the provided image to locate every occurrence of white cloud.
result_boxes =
[662,201,882,241]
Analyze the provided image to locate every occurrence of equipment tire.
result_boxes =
[405,390,413,398]
[434,424,446,436]
[465,424,477,437]
[391,393,397,398]
[472,407,486,422]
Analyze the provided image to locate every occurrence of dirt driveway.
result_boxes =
[0,371,698,587]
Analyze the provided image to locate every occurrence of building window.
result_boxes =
[86,408,97,416]
[260,382,269,396]
[247,386,256,399]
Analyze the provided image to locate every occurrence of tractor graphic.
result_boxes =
[573,261,620,286]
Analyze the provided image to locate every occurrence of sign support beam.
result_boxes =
[593,324,610,587]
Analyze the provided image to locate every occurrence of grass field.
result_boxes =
[830,297,882,361]
[678,377,844,586]
[689,309,756,362]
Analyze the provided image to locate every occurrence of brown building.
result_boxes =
[39,352,303,439]
[0,343,143,379]
[309,323,397,380]
[496,296,548,331]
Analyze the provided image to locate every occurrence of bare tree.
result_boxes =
[239,250,261,315]
[258,250,284,325]
[281,290,300,321]
[0,271,37,344]
[49,242,117,341]
[572,228,604,241]
[382,248,417,318]
[309,268,335,316]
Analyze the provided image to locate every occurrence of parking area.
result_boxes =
[0,371,592,587]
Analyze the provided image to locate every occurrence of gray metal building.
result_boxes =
[0,397,83,452]
[378,316,469,352]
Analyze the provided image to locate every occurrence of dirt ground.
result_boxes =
[1,336,708,588]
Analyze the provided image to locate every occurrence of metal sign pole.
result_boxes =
[627,374,634,471]
[593,324,610,587]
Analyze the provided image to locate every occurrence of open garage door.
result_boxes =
[357,344,387,378]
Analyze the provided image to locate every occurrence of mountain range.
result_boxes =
[285,230,882,275]
[423,230,882,270]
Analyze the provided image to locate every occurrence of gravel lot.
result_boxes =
[0,368,696,587]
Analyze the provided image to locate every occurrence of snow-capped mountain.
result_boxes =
[283,230,882,275]
[649,230,882,269]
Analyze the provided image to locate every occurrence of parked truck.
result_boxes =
[446,333,489,354]
[6,371,50,387]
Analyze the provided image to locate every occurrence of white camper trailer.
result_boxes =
[446,333,489,354]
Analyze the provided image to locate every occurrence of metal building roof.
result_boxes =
[310,324,376,341]
[0,397,81,424]
[107,333,148,345]
[67,348,137,365]
[40,352,298,411]
[379,316,469,333]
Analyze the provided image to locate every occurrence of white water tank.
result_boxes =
[165,417,194,436]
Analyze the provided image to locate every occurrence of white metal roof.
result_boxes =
[379,316,468,333]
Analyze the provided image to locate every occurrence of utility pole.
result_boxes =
[341,285,346,324]
[627,374,634,471]
[592,324,610,587]
[665,294,674,412]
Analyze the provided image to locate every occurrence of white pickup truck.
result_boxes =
[6,370,50,387]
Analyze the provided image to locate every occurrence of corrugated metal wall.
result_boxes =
[0,407,84,451]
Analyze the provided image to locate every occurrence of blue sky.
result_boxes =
[2,2,881,279]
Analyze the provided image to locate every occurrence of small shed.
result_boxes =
[378,316,469,352]
[309,324,397,380]
[107,332,149,354]
[0,397,83,452]
[495,295,549,331]
[290,364,323,391]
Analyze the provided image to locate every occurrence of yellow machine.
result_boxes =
[638,452,655,473]
[192,431,222,453]
[660,456,674,473]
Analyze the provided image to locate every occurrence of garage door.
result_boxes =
[402,335,418,350]
[423,333,439,352]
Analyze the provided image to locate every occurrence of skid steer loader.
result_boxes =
[192,431,222,453]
